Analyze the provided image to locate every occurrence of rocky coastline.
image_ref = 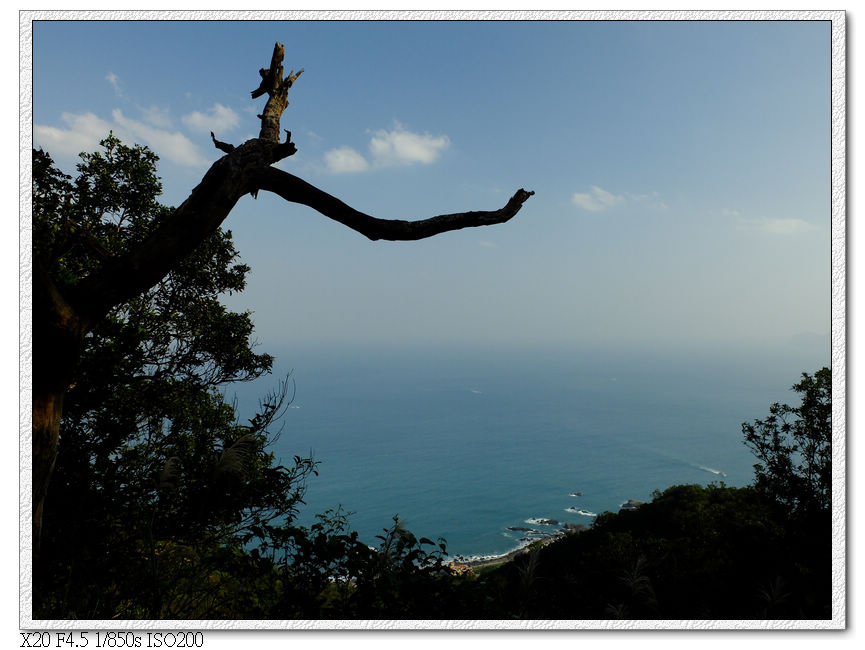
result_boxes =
[450,523,588,570]
[449,498,645,571]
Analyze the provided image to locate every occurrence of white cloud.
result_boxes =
[112,109,209,167]
[34,112,114,157]
[478,240,497,248]
[324,146,370,173]
[35,109,211,168]
[738,217,818,235]
[323,123,450,174]
[181,103,240,133]
[368,125,450,167]
[572,185,625,212]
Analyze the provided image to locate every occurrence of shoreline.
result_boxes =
[449,501,644,570]
[463,544,540,569]
[453,531,567,570]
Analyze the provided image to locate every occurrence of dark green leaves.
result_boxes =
[742,367,831,515]
[33,135,315,619]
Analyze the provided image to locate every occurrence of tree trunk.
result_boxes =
[32,390,63,550]
[31,260,89,550]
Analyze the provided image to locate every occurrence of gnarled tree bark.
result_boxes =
[32,41,533,555]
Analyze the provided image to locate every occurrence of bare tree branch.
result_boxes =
[75,151,251,318]
[253,166,534,241]
[210,131,235,154]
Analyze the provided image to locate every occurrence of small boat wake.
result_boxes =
[697,465,727,477]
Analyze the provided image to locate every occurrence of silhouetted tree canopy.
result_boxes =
[742,367,831,516]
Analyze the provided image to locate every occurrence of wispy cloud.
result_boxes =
[111,109,209,167]
[737,216,818,235]
[479,240,497,248]
[571,186,625,212]
[106,71,121,94]
[36,69,222,169]
[141,105,173,129]
[34,112,114,157]
[323,123,450,174]
[629,190,668,211]
[35,109,210,168]
[571,186,668,213]
[181,103,240,133]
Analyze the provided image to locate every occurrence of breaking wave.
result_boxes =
[525,517,560,526]
[564,507,597,517]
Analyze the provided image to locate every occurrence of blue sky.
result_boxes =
[31,19,833,355]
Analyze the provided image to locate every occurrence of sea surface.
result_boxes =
[229,340,829,561]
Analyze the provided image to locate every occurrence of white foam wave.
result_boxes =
[450,530,565,566]
[525,517,558,526]
[565,507,597,517]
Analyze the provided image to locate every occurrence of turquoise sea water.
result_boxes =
[230,340,829,560]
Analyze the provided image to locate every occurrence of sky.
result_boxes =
[30,18,833,356]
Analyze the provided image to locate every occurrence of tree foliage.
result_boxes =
[33,138,317,618]
[741,367,831,515]
[479,481,829,619]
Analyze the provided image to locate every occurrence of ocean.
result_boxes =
[229,340,829,561]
